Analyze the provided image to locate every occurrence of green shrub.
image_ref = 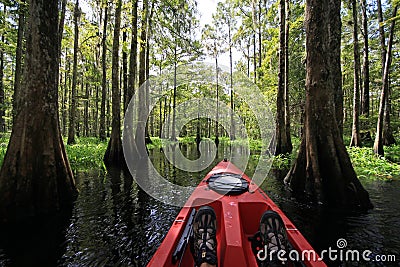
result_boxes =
[65,137,107,172]
[347,146,400,180]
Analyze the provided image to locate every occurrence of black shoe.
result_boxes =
[190,206,218,267]
[259,210,288,267]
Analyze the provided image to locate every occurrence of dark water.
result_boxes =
[0,144,399,267]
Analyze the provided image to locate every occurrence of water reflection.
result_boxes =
[0,209,72,266]
[0,143,399,267]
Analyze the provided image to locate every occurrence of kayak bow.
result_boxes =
[147,160,327,267]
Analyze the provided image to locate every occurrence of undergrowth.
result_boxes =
[0,134,398,180]
[64,137,107,172]
[0,135,107,172]
[348,146,400,180]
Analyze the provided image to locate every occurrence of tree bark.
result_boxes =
[215,54,219,146]
[67,0,80,145]
[349,0,361,147]
[284,0,292,152]
[228,18,235,140]
[104,0,124,165]
[0,11,5,132]
[99,6,108,141]
[375,0,396,145]
[135,0,149,154]
[284,0,372,210]
[84,83,89,137]
[62,54,69,136]
[383,90,396,145]
[0,0,77,222]
[106,81,110,137]
[381,5,397,146]
[360,0,370,117]
[377,0,386,72]
[13,1,25,119]
[126,0,138,111]
[275,0,292,155]
[58,0,67,135]
[56,0,67,91]
[122,30,128,113]
[94,84,99,137]
[171,9,178,142]
[124,0,139,162]
[163,96,168,138]
[158,62,163,138]
[329,0,343,138]
[145,1,155,144]
[251,0,257,83]
[374,6,398,155]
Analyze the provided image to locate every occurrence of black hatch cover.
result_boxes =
[207,173,249,195]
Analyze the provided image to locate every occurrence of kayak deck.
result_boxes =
[147,161,327,267]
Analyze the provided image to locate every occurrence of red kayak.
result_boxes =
[147,160,327,267]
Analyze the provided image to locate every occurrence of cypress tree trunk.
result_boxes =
[122,30,128,113]
[0,18,4,132]
[158,61,163,139]
[136,0,148,154]
[62,55,69,136]
[360,0,370,117]
[275,0,292,155]
[106,82,110,137]
[229,19,235,140]
[215,54,219,146]
[251,0,257,83]
[170,8,178,142]
[329,0,343,138]
[381,6,397,146]
[145,2,154,143]
[99,6,108,141]
[123,0,139,158]
[374,6,398,155]
[0,0,77,222]
[84,83,89,137]
[126,0,138,110]
[375,0,396,145]
[383,92,396,145]
[350,0,361,147]
[104,0,123,165]
[284,0,372,210]
[94,85,99,136]
[56,0,67,87]
[377,0,386,72]
[13,1,25,118]
[284,0,292,152]
[171,47,177,141]
[163,96,168,138]
[67,0,80,145]
[56,0,67,135]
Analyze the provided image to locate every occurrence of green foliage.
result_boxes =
[347,146,400,180]
[0,136,108,172]
[0,133,398,181]
[147,136,173,149]
[0,133,10,168]
[271,153,293,169]
[178,136,196,144]
[64,137,107,172]
[385,145,400,164]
